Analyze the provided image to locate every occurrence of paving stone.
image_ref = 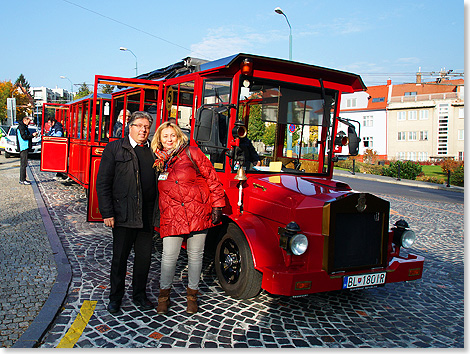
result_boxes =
[3,157,464,348]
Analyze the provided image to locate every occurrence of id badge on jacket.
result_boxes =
[158,172,169,181]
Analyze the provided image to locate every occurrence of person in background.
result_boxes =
[113,109,131,137]
[16,116,38,185]
[239,136,261,169]
[46,117,64,137]
[46,116,67,180]
[96,111,158,314]
[151,122,225,315]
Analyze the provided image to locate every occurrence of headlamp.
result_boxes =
[278,221,308,256]
[392,220,416,249]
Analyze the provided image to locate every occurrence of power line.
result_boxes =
[61,0,211,60]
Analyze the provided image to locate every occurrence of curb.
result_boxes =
[333,169,464,193]
[12,167,72,348]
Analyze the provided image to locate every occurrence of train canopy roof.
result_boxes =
[137,53,366,92]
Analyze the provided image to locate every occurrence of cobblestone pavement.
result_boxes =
[27,159,464,348]
[0,155,57,347]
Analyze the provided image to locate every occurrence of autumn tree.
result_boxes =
[0,80,33,123]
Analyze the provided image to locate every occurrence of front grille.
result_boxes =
[323,193,389,273]
[333,212,384,270]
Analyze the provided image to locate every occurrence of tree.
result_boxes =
[15,74,30,90]
[246,104,265,142]
[262,123,276,146]
[0,80,32,123]
[75,82,92,100]
[101,84,114,94]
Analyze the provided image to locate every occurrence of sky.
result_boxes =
[1,0,465,92]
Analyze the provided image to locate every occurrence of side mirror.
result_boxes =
[348,125,361,156]
[194,107,216,142]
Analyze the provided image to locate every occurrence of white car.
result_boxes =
[0,126,7,151]
[2,124,42,158]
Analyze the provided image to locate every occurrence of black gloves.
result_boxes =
[211,207,222,224]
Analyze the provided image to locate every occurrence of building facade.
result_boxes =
[29,86,73,126]
[339,78,464,162]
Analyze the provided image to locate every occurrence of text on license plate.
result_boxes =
[343,272,386,289]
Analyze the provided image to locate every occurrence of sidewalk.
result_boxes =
[0,154,71,348]
[333,168,464,193]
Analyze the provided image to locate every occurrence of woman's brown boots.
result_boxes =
[186,288,199,314]
[156,288,199,314]
[156,288,171,314]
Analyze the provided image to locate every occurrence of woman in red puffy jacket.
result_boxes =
[151,121,225,314]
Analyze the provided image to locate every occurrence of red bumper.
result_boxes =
[261,254,425,296]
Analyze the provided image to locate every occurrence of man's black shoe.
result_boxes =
[107,300,121,314]
[133,297,154,310]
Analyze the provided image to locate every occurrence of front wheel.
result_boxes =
[214,224,262,299]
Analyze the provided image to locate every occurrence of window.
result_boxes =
[363,137,373,148]
[419,110,429,120]
[407,152,416,161]
[398,132,406,141]
[408,111,417,120]
[458,129,464,140]
[397,152,406,160]
[419,131,428,141]
[459,152,464,161]
[404,92,417,96]
[372,97,385,103]
[459,108,464,118]
[346,98,357,108]
[408,131,417,141]
[418,152,428,161]
[398,111,406,121]
[363,115,373,127]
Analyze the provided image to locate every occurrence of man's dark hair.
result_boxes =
[128,111,153,126]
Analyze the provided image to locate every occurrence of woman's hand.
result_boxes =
[211,207,222,224]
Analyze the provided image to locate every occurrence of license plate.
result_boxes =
[343,272,386,289]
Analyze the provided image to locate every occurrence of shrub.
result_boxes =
[416,175,444,184]
[450,163,464,187]
[441,159,461,173]
[382,160,422,180]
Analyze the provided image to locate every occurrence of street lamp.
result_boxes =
[120,47,138,76]
[60,76,74,100]
[274,7,292,60]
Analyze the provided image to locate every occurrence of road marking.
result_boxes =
[56,300,97,348]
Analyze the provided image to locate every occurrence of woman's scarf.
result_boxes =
[153,141,188,172]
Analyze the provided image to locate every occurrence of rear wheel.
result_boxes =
[215,224,262,299]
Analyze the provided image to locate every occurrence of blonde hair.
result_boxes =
[151,121,188,151]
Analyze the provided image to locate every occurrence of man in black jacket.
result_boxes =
[16,116,38,185]
[96,111,158,314]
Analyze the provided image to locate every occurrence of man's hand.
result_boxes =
[104,217,115,228]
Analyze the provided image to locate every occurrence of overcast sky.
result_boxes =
[1,0,465,90]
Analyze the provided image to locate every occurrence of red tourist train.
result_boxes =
[40,53,424,298]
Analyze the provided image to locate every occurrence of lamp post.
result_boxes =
[274,7,292,60]
[120,47,138,76]
[60,76,74,100]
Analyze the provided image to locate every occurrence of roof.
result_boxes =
[390,79,463,97]
[138,53,366,92]
[67,93,112,105]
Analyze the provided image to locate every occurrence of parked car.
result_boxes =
[2,124,41,158]
[0,126,7,152]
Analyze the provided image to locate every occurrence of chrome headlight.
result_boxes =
[278,221,309,255]
[290,234,308,255]
[393,220,416,249]
[401,229,416,249]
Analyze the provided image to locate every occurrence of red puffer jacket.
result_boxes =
[158,146,225,237]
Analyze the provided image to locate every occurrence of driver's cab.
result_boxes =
[193,76,361,177]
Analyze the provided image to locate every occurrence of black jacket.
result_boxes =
[16,120,34,152]
[96,136,158,228]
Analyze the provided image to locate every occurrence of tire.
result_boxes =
[5,151,11,158]
[215,223,262,299]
